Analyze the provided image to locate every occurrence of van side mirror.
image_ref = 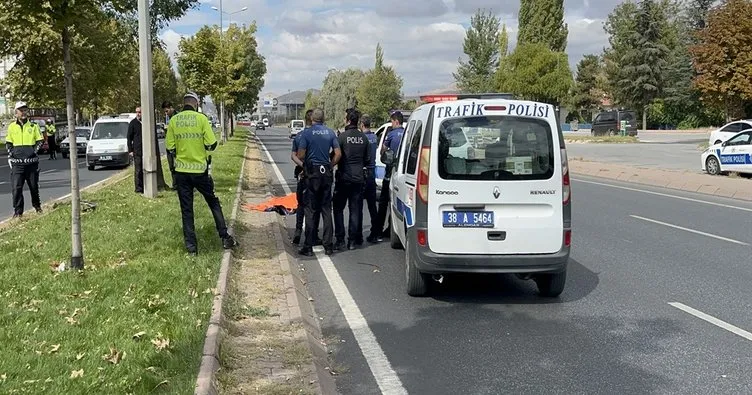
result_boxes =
[722,141,728,147]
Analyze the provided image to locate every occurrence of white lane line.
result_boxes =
[255,134,292,195]
[630,214,749,246]
[574,178,752,213]
[257,135,407,394]
[41,169,56,175]
[669,302,752,342]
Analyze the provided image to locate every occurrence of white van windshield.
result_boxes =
[91,122,128,140]
[292,121,304,128]
[438,116,554,181]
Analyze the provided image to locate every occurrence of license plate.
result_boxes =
[442,211,494,228]
[100,155,112,161]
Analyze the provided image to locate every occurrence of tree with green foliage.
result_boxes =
[356,43,403,125]
[177,26,220,105]
[518,0,568,52]
[571,54,603,121]
[453,9,500,93]
[691,0,752,120]
[498,23,509,58]
[319,68,364,128]
[0,0,199,269]
[304,89,322,115]
[495,42,573,105]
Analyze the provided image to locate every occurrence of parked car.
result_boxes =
[708,119,752,146]
[60,126,92,158]
[591,110,638,136]
[702,129,752,176]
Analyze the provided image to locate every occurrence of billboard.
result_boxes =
[262,96,278,108]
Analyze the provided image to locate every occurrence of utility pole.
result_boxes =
[138,0,158,198]
[219,0,226,144]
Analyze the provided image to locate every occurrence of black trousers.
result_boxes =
[359,171,378,238]
[373,170,392,237]
[11,163,41,215]
[303,170,333,249]
[333,180,364,243]
[166,151,177,186]
[134,155,144,193]
[174,171,229,251]
[295,176,319,239]
[47,136,56,158]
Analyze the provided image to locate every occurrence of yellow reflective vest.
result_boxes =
[4,120,43,164]
[166,109,217,174]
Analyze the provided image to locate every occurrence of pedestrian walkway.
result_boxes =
[571,159,752,201]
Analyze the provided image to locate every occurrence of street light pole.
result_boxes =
[138,0,157,198]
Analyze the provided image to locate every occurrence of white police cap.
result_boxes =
[184,92,199,101]
[14,101,27,110]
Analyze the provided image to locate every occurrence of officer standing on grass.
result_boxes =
[167,92,237,255]
[4,101,44,217]
[291,109,320,245]
[370,111,404,242]
[358,114,378,241]
[333,108,370,250]
[296,108,341,256]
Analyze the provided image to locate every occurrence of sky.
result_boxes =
[159,0,625,98]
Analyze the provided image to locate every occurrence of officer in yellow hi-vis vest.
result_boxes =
[46,118,57,159]
[166,92,237,255]
[4,101,44,217]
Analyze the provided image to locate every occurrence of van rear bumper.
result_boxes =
[411,231,570,274]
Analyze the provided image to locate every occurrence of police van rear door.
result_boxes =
[426,99,564,255]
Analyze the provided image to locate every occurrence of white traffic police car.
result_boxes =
[385,94,572,297]
[702,129,752,176]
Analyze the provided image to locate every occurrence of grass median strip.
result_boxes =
[564,135,639,144]
[0,129,248,394]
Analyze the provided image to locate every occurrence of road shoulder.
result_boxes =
[570,159,752,201]
[216,135,334,394]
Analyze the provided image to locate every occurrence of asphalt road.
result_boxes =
[0,140,165,220]
[565,131,709,172]
[256,127,752,394]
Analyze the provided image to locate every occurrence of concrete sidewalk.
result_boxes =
[570,159,752,201]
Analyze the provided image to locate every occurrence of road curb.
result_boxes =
[194,135,249,395]
[252,131,338,395]
[570,159,752,202]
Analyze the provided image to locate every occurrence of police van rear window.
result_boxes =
[437,116,554,181]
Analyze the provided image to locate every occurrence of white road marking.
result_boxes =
[41,169,56,175]
[257,134,407,394]
[574,177,752,213]
[630,215,749,246]
[669,302,752,342]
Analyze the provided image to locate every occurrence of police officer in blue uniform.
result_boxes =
[291,109,320,245]
[333,108,370,250]
[296,108,341,256]
[370,111,404,242]
[358,114,379,242]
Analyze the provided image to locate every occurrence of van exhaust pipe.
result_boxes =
[432,274,444,284]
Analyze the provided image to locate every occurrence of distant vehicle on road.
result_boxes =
[289,119,304,139]
[262,118,270,127]
[60,126,92,158]
[255,121,265,130]
[591,109,638,136]
[86,114,135,170]
[708,119,752,146]
[702,129,752,176]
[387,94,571,297]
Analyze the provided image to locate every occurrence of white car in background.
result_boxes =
[60,126,92,158]
[708,119,752,145]
[86,114,135,170]
[289,119,304,139]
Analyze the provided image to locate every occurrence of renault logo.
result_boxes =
[493,186,500,199]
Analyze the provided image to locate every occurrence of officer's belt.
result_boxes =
[9,157,39,164]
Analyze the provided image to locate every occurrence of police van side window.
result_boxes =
[405,121,423,175]
[400,121,416,171]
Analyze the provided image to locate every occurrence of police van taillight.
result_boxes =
[561,148,570,205]
[418,147,430,203]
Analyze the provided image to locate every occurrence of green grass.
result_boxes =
[0,129,248,394]
[698,141,710,151]
[564,135,639,143]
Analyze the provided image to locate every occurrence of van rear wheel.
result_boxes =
[405,242,428,297]
[535,270,566,298]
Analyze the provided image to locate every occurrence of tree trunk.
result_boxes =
[230,112,235,137]
[154,130,168,189]
[642,106,647,132]
[63,26,84,270]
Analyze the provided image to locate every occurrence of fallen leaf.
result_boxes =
[65,316,78,325]
[373,269,380,273]
[102,347,123,364]
[23,379,40,384]
[45,377,53,383]
[132,331,146,340]
[70,369,83,379]
[83,290,93,295]
[76,353,85,360]
[1,373,6,381]
[308,297,314,301]
[151,336,170,351]
[49,344,60,354]
[146,366,157,373]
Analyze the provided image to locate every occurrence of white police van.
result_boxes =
[701,128,752,176]
[385,94,571,297]
[372,110,412,189]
